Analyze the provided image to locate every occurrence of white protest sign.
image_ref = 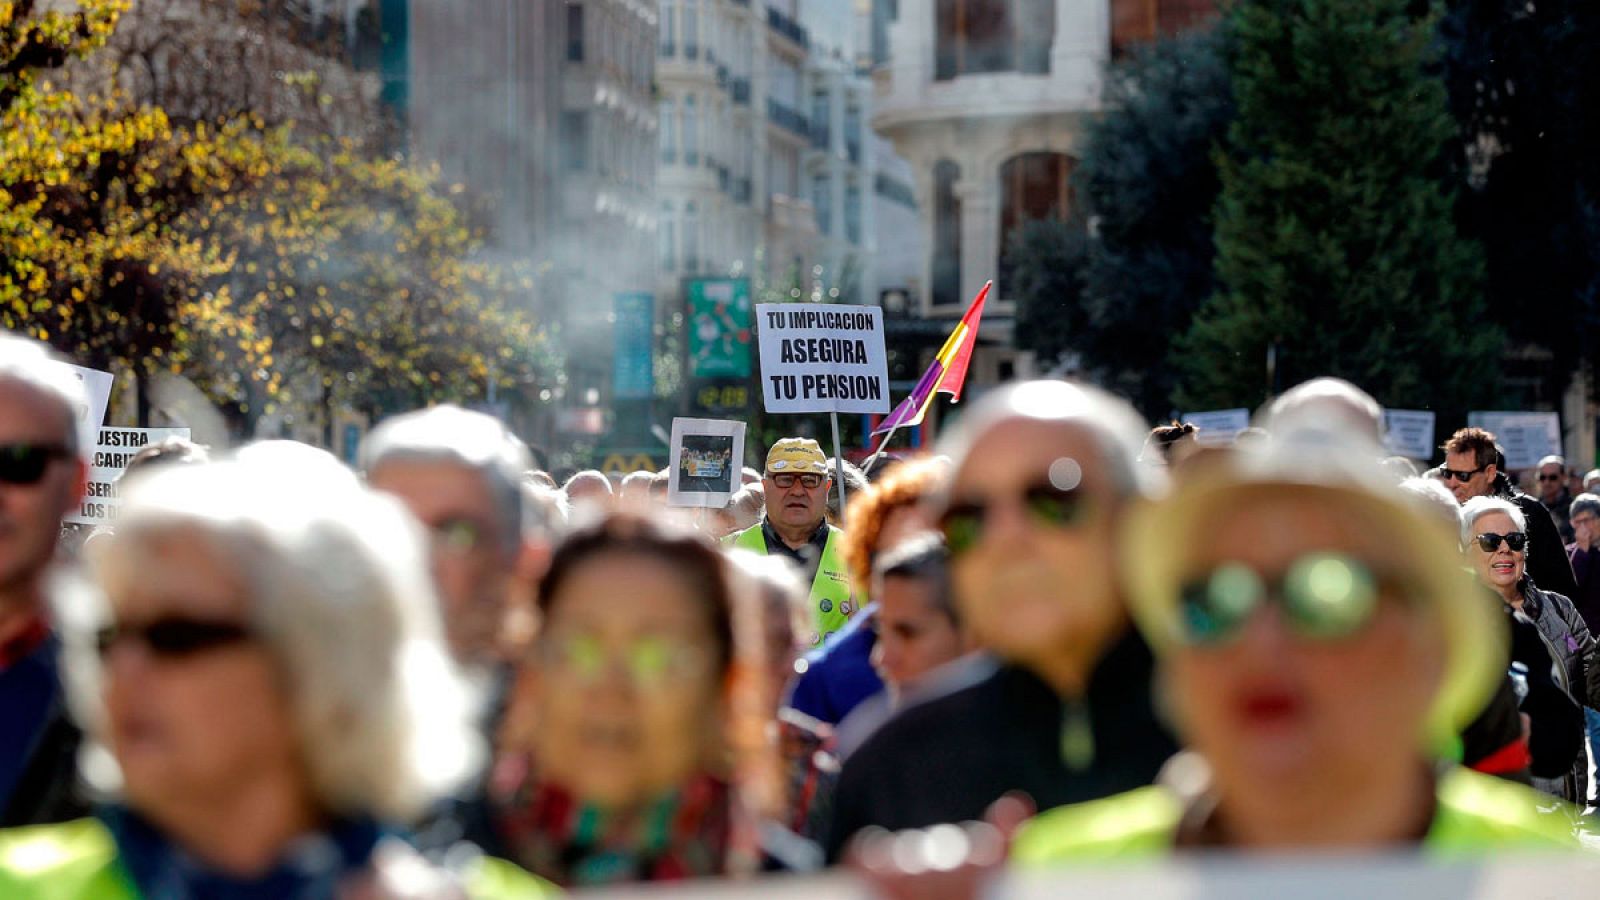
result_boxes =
[1181,408,1251,446]
[66,364,113,438]
[667,417,747,508]
[1381,409,1436,460]
[756,303,890,414]
[1468,411,1561,470]
[65,427,191,525]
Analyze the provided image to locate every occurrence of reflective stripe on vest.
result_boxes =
[725,523,855,642]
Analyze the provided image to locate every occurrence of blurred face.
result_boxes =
[531,552,723,808]
[942,420,1125,670]
[763,471,829,533]
[1467,510,1525,597]
[1537,464,1565,503]
[0,380,85,597]
[368,459,515,665]
[1573,508,1599,548]
[874,504,931,564]
[871,575,966,694]
[1166,495,1444,809]
[1442,450,1495,504]
[565,476,613,509]
[98,531,305,819]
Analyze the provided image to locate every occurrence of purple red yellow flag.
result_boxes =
[871,281,990,436]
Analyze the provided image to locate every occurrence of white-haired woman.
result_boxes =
[1463,495,1600,803]
[0,460,552,898]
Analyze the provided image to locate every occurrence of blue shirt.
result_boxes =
[0,633,60,815]
[784,603,883,725]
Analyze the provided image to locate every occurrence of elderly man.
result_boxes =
[725,438,853,642]
[561,469,613,510]
[0,335,90,827]
[1537,454,1575,542]
[362,405,535,672]
[1441,427,1577,600]
[824,381,1177,862]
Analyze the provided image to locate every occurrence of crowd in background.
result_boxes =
[0,330,1596,899]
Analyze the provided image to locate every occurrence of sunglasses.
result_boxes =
[1537,473,1563,482]
[0,444,73,485]
[95,617,255,660]
[771,473,823,490]
[1440,465,1487,483]
[1177,553,1397,646]
[1475,531,1528,553]
[537,633,709,688]
[939,483,1091,555]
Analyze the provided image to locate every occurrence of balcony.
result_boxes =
[731,78,751,105]
[766,7,809,52]
[766,99,810,139]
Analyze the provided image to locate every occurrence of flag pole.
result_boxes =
[860,422,902,476]
[829,411,849,524]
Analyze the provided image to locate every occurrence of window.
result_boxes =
[566,2,584,62]
[685,201,700,273]
[661,1,675,55]
[935,0,1055,80]
[684,94,699,165]
[845,182,861,244]
[561,111,589,171]
[932,159,962,307]
[685,0,699,59]
[659,99,676,162]
[998,152,1073,292]
[660,203,676,270]
[813,174,832,234]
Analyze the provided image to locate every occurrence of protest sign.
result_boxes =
[755,303,890,415]
[66,364,113,438]
[1381,409,1436,460]
[1181,408,1251,446]
[667,418,746,508]
[1468,411,1561,470]
[65,427,191,525]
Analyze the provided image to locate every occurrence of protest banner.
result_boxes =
[65,427,191,525]
[66,364,113,438]
[667,418,746,508]
[755,303,890,415]
[1381,409,1436,460]
[1468,411,1561,470]
[1181,408,1251,445]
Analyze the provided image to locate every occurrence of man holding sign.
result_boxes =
[725,438,854,643]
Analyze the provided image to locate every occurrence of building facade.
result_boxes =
[871,0,1214,381]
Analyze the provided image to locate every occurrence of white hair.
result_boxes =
[1262,377,1384,443]
[362,405,532,553]
[1399,476,1462,536]
[1537,455,1566,471]
[1459,495,1527,548]
[933,379,1163,502]
[0,331,92,454]
[56,459,481,823]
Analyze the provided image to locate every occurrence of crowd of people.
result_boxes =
[0,329,1596,898]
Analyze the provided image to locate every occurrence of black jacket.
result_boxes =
[1515,583,1597,803]
[824,631,1176,862]
[1,698,89,828]
[1506,609,1584,783]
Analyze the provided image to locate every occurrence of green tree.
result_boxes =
[1008,27,1232,418]
[1176,0,1498,422]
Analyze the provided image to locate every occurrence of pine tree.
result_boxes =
[1176,0,1499,423]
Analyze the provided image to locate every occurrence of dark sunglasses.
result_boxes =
[1177,553,1396,646]
[939,483,1090,555]
[1537,473,1563,482]
[1475,531,1528,553]
[0,444,72,485]
[1440,465,1487,483]
[95,617,255,660]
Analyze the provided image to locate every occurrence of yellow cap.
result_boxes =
[765,438,831,476]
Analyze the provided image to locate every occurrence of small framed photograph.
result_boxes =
[668,417,747,507]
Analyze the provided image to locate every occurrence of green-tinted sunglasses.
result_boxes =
[538,633,707,688]
[1177,553,1396,646]
[939,482,1091,555]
